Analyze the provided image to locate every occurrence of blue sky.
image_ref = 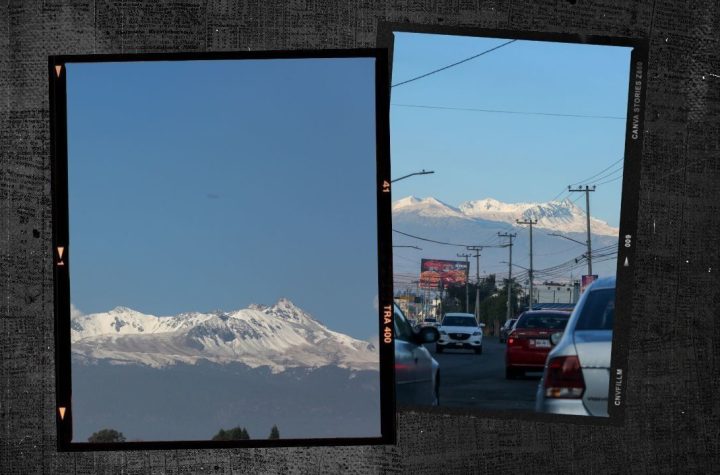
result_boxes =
[66,57,379,340]
[390,33,632,227]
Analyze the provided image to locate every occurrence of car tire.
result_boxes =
[474,346,483,355]
[506,367,517,379]
[435,344,443,353]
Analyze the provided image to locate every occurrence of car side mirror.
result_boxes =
[479,323,486,327]
[550,332,563,346]
[415,326,440,344]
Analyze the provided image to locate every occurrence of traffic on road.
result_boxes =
[396,277,615,417]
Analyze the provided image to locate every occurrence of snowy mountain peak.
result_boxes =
[265,298,318,324]
[392,196,468,220]
[70,300,377,373]
[460,197,511,211]
[109,306,139,314]
[393,195,421,208]
[396,196,618,236]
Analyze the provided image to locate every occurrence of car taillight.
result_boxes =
[507,332,518,345]
[543,355,585,398]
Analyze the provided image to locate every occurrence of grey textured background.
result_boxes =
[1,1,719,473]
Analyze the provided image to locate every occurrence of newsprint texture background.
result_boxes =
[1,1,719,473]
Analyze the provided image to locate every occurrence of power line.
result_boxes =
[596,174,624,186]
[545,156,625,208]
[391,39,517,88]
[586,165,624,184]
[393,254,422,265]
[533,245,588,258]
[571,157,624,185]
[391,103,626,120]
[392,228,505,248]
[548,189,572,203]
[392,229,472,247]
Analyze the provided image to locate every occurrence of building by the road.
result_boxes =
[534,281,578,304]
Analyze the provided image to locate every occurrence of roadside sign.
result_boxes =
[581,274,598,293]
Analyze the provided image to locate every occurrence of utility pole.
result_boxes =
[498,232,517,321]
[516,218,537,310]
[438,280,445,318]
[457,252,471,313]
[467,246,483,323]
[568,185,596,277]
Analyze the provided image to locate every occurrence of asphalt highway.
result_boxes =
[426,336,543,412]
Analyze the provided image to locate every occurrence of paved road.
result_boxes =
[425,336,543,411]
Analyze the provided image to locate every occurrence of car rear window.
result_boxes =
[575,288,615,330]
[516,312,569,330]
[442,316,476,327]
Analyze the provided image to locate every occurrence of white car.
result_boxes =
[436,313,484,354]
[535,276,615,417]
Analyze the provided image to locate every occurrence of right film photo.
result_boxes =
[389,28,646,420]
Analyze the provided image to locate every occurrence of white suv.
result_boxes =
[436,313,484,354]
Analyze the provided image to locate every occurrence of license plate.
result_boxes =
[533,339,550,348]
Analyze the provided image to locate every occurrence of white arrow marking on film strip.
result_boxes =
[55,65,62,78]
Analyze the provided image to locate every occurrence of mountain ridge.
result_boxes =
[392,195,618,236]
[71,299,378,373]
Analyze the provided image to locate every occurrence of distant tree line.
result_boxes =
[443,275,524,326]
[212,424,280,440]
[88,428,126,443]
[87,424,281,442]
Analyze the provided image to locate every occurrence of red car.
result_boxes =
[505,310,571,379]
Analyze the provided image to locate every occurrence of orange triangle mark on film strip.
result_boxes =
[59,407,66,420]
[55,65,62,78]
[57,246,64,259]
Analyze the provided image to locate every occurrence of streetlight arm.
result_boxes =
[391,170,435,183]
[500,261,530,271]
[547,232,586,246]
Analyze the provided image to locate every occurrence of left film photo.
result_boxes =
[50,50,393,449]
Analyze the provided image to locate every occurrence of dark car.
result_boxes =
[499,318,517,343]
[505,310,571,379]
[394,304,441,406]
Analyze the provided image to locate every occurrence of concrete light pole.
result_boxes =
[516,218,537,310]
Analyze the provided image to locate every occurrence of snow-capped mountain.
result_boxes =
[71,299,378,373]
[392,196,471,220]
[391,195,620,281]
[393,196,618,236]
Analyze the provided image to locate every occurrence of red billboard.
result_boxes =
[420,259,469,289]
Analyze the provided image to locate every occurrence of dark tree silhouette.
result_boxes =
[212,426,250,440]
[269,425,280,439]
[88,428,126,443]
